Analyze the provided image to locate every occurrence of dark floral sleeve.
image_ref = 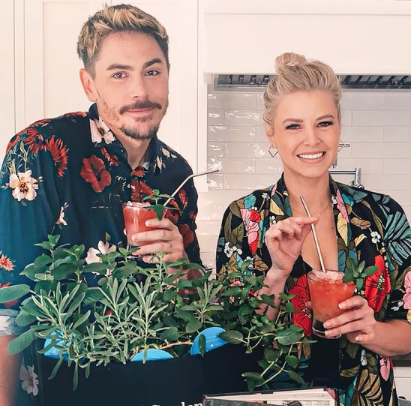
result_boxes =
[0,123,63,314]
[176,178,202,266]
[216,200,254,278]
[378,196,411,322]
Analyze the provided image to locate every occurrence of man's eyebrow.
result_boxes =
[143,58,163,69]
[106,64,134,71]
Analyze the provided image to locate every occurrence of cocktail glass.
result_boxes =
[307,269,355,339]
[122,202,159,247]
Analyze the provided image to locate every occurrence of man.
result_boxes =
[0,5,201,405]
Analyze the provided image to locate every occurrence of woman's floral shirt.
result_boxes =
[0,104,201,404]
[216,175,411,406]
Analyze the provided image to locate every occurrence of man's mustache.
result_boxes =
[119,100,162,115]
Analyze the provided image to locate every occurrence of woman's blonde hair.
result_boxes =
[77,4,169,76]
[263,53,342,129]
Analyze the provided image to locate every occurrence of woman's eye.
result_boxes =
[286,124,300,130]
[112,72,126,79]
[318,121,334,127]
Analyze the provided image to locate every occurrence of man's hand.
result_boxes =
[0,335,20,406]
[131,217,186,264]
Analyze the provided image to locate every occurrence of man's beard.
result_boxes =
[121,123,160,140]
[119,99,168,140]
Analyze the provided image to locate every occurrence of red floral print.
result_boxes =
[47,136,69,177]
[130,179,153,202]
[179,189,188,209]
[81,155,111,193]
[100,147,119,167]
[164,199,180,224]
[188,211,197,222]
[0,254,14,271]
[249,209,261,223]
[364,255,391,312]
[178,224,195,247]
[289,274,312,337]
[24,128,48,154]
[131,167,145,177]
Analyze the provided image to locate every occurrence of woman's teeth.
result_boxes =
[298,152,324,160]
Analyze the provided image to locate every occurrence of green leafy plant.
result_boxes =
[342,257,378,291]
[0,235,308,391]
[142,189,177,220]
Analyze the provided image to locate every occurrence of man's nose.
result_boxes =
[130,76,148,99]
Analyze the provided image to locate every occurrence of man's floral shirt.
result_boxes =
[216,175,411,406]
[0,104,201,404]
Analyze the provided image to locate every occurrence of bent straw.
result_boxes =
[300,195,326,273]
[163,169,220,207]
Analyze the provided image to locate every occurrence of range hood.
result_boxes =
[213,74,411,91]
[199,1,411,79]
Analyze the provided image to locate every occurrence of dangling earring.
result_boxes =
[268,146,278,158]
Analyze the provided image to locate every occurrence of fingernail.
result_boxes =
[355,336,362,342]
[323,321,331,328]
[338,303,344,309]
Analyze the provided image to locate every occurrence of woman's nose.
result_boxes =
[303,127,321,146]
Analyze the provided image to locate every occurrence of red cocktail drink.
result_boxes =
[307,269,355,338]
[122,202,158,246]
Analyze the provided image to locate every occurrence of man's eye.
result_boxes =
[112,72,126,79]
[318,121,334,127]
[286,124,300,130]
[146,70,160,76]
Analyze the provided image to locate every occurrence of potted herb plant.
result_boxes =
[0,235,309,406]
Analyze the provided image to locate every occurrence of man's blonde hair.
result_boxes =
[263,52,342,128]
[77,4,169,76]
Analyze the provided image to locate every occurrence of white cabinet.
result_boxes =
[0,0,16,157]
[200,0,411,75]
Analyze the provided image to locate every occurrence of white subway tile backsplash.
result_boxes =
[385,93,411,110]
[208,142,224,158]
[208,93,257,109]
[255,158,283,174]
[384,127,411,142]
[353,111,411,126]
[209,157,255,173]
[202,90,411,270]
[208,108,225,125]
[225,110,262,126]
[224,174,280,190]
[384,159,411,174]
[341,111,353,126]
[341,126,384,142]
[351,143,411,158]
[225,142,268,158]
[334,158,384,174]
[341,92,385,110]
[208,126,256,142]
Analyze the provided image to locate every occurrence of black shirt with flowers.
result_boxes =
[0,103,202,310]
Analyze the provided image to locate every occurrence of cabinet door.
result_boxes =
[111,0,199,171]
[21,0,105,131]
[0,0,15,159]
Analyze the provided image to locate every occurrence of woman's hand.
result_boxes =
[265,216,317,276]
[131,218,186,264]
[323,296,376,343]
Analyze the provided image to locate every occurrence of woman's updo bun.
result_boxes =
[263,52,342,130]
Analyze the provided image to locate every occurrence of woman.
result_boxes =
[216,53,411,405]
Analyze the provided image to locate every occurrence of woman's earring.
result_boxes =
[268,146,278,158]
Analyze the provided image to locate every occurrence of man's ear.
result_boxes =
[79,68,97,102]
